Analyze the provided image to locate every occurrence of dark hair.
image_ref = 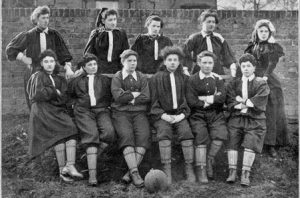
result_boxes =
[160,46,184,61]
[81,53,98,68]
[145,15,164,28]
[31,6,50,25]
[239,53,257,67]
[197,50,217,63]
[251,23,272,43]
[39,49,60,74]
[198,9,219,24]
[120,49,138,63]
[95,8,118,27]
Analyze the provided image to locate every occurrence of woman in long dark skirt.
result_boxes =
[244,19,289,157]
[27,49,82,182]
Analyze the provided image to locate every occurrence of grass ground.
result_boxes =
[2,114,298,198]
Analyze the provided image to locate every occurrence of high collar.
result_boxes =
[36,27,49,34]
[242,74,255,82]
[122,69,137,81]
[199,70,215,80]
[201,30,213,37]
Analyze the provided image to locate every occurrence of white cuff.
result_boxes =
[198,96,206,101]
[206,95,214,104]
[16,52,24,60]
[234,103,242,109]
[245,99,254,107]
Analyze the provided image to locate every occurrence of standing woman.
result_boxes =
[84,8,129,74]
[183,9,237,76]
[6,5,74,109]
[131,15,173,74]
[244,19,289,157]
[27,49,82,182]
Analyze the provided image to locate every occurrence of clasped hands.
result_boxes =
[161,113,185,124]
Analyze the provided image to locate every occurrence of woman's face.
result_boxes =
[202,16,216,33]
[83,60,98,74]
[164,54,180,72]
[103,14,117,30]
[198,56,214,75]
[147,20,161,36]
[122,55,137,73]
[257,26,270,41]
[240,61,255,77]
[37,13,49,29]
[41,56,55,74]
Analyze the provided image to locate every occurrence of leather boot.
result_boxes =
[122,147,145,183]
[63,139,83,178]
[181,140,196,182]
[226,169,237,183]
[185,163,196,182]
[55,143,74,183]
[240,170,250,186]
[130,170,144,188]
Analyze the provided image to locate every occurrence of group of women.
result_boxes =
[6,6,289,188]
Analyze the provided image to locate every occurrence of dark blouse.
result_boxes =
[68,73,112,109]
[183,32,236,75]
[27,71,68,106]
[186,72,226,112]
[84,28,129,74]
[131,34,173,74]
[226,77,270,119]
[150,65,190,121]
[6,27,72,67]
[111,71,150,112]
[244,42,284,77]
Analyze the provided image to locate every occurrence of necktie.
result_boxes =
[107,31,113,62]
[154,39,158,60]
[40,30,47,53]
[206,35,213,52]
[49,74,56,87]
[241,78,248,113]
[87,75,96,106]
[170,72,178,109]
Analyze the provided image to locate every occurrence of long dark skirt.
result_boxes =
[28,102,78,158]
[264,73,289,146]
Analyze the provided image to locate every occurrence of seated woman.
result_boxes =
[68,53,115,186]
[27,49,82,182]
[111,49,151,188]
[226,53,270,186]
[150,46,196,184]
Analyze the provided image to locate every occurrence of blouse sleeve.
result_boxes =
[226,79,240,111]
[134,76,150,105]
[53,30,72,65]
[131,34,142,53]
[149,76,165,121]
[221,40,236,68]
[111,75,134,104]
[264,43,284,76]
[183,35,197,70]
[83,29,98,55]
[186,78,205,108]
[27,72,58,102]
[248,79,270,112]
[121,30,130,51]
[6,31,29,61]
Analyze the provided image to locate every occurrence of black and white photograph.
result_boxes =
[1,0,299,197]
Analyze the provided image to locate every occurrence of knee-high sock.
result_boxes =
[54,143,66,173]
[66,139,76,166]
[135,147,146,166]
[123,146,138,173]
[86,146,98,180]
[158,140,171,165]
[195,145,206,167]
[208,140,223,159]
[181,140,194,164]
[242,148,256,171]
[227,150,238,169]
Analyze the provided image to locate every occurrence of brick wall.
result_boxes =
[2,9,298,118]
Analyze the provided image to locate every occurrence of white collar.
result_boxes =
[199,70,215,80]
[242,74,255,82]
[122,69,137,81]
[201,30,213,37]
